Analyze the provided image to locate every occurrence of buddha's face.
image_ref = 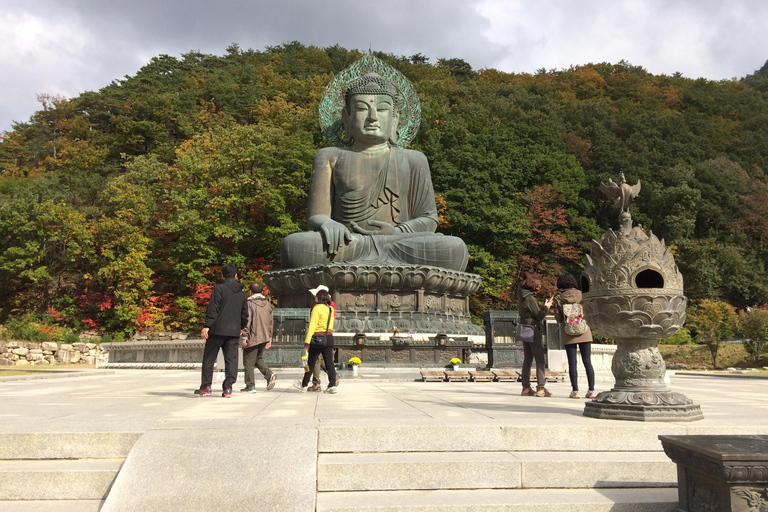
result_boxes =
[347,94,395,145]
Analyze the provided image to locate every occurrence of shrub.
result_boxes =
[659,327,694,345]
[63,333,80,344]
[1,314,66,342]
[172,296,205,331]
[113,332,126,343]
[3,315,45,341]
[100,333,113,344]
[687,300,737,368]
[739,307,768,365]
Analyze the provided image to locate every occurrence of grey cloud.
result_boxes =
[3,0,768,132]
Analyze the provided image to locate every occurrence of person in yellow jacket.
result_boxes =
[294,289,337,393]
[308,285,337,391]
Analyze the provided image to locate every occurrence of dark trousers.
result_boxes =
[312,357,326,385]
[201,335,238,391]
[243,344,272,388]
[565,342,595,392]
[521,331,546,390]
[301,337,336,388]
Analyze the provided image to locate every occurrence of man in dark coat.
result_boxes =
[194,263,248,398]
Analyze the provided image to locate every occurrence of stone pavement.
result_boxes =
[2,368,767,431]
[1,368,767,511]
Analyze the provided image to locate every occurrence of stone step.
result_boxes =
[316,488,679,512]
[318,451,676,491]
[319,424,687,453]
[0,432,142,459]
[0,501,104,511]
[0,459,123,500]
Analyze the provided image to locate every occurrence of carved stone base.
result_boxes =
[263,264,484,335]
[584,393,704,422]
[660,435,768,512]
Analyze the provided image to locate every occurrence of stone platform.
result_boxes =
[100,335,484,369]
[262,263,484,336]
[1,369,767,511]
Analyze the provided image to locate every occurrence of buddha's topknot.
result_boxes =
[344,73,398,110]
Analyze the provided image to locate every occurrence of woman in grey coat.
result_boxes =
[552,273,595,399]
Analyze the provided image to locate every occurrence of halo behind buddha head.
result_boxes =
[320,53,421,148]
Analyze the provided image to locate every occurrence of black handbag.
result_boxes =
[309,305,332,348]
[515,323,535,343]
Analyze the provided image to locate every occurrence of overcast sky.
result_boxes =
[2,0,768,133]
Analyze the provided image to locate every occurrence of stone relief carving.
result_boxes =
[263,264,481,296]
[346,295,370,311]
[386,294,414,311]
[724,466,768,483]
[369,318,389,332]
[447,299,463,314]
[691,483,721,512]
[732,488,768,511]
[346,318,365,333]
[425,296,441,311]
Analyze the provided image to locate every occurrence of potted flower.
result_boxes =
[450,357,461,371]
[349,357,362,377]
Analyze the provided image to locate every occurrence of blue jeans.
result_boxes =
[564,342,595,392]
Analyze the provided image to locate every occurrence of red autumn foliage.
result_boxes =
[193,284,213,308]
[517,185,580,295]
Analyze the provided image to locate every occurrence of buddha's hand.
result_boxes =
[320,219,352,255]
[350,220,397,236]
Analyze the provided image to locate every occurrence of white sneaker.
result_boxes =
[324,386,337,394]
[293,380,308,393]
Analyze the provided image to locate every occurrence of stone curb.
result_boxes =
[673,371,768,380]
[0,370,114,382]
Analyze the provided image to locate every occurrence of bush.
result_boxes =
[659,327,694,345]
[592,332,614,344]
[63,333,80,344]
[1,314,66,342]
[3,315,45,341]
[100,333,113,344]
[113,333,125,343]
[739,307,768,365]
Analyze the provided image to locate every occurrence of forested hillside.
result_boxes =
[2,42,767,334]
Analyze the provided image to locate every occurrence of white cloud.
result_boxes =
[475,0,768,79]
[0,10,96,129]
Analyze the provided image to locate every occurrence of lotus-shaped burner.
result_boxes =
[580,174,702,421]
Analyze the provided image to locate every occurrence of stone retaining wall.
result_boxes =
[0,340,106,366]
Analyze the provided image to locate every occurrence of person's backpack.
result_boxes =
[562,303,589,336]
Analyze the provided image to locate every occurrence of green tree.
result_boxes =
[738,307,768,365]
[687,299,737,368]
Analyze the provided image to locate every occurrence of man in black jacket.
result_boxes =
[194,264,248,398]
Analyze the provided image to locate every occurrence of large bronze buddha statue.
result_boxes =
[280,72,468,272]
[266,54,482,339]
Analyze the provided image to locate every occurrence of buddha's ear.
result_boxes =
[341,106,353,144]
[389,110,400,145]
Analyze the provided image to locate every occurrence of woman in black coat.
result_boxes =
[517,275,553,397]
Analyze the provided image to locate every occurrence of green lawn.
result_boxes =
[659,343,768,370]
